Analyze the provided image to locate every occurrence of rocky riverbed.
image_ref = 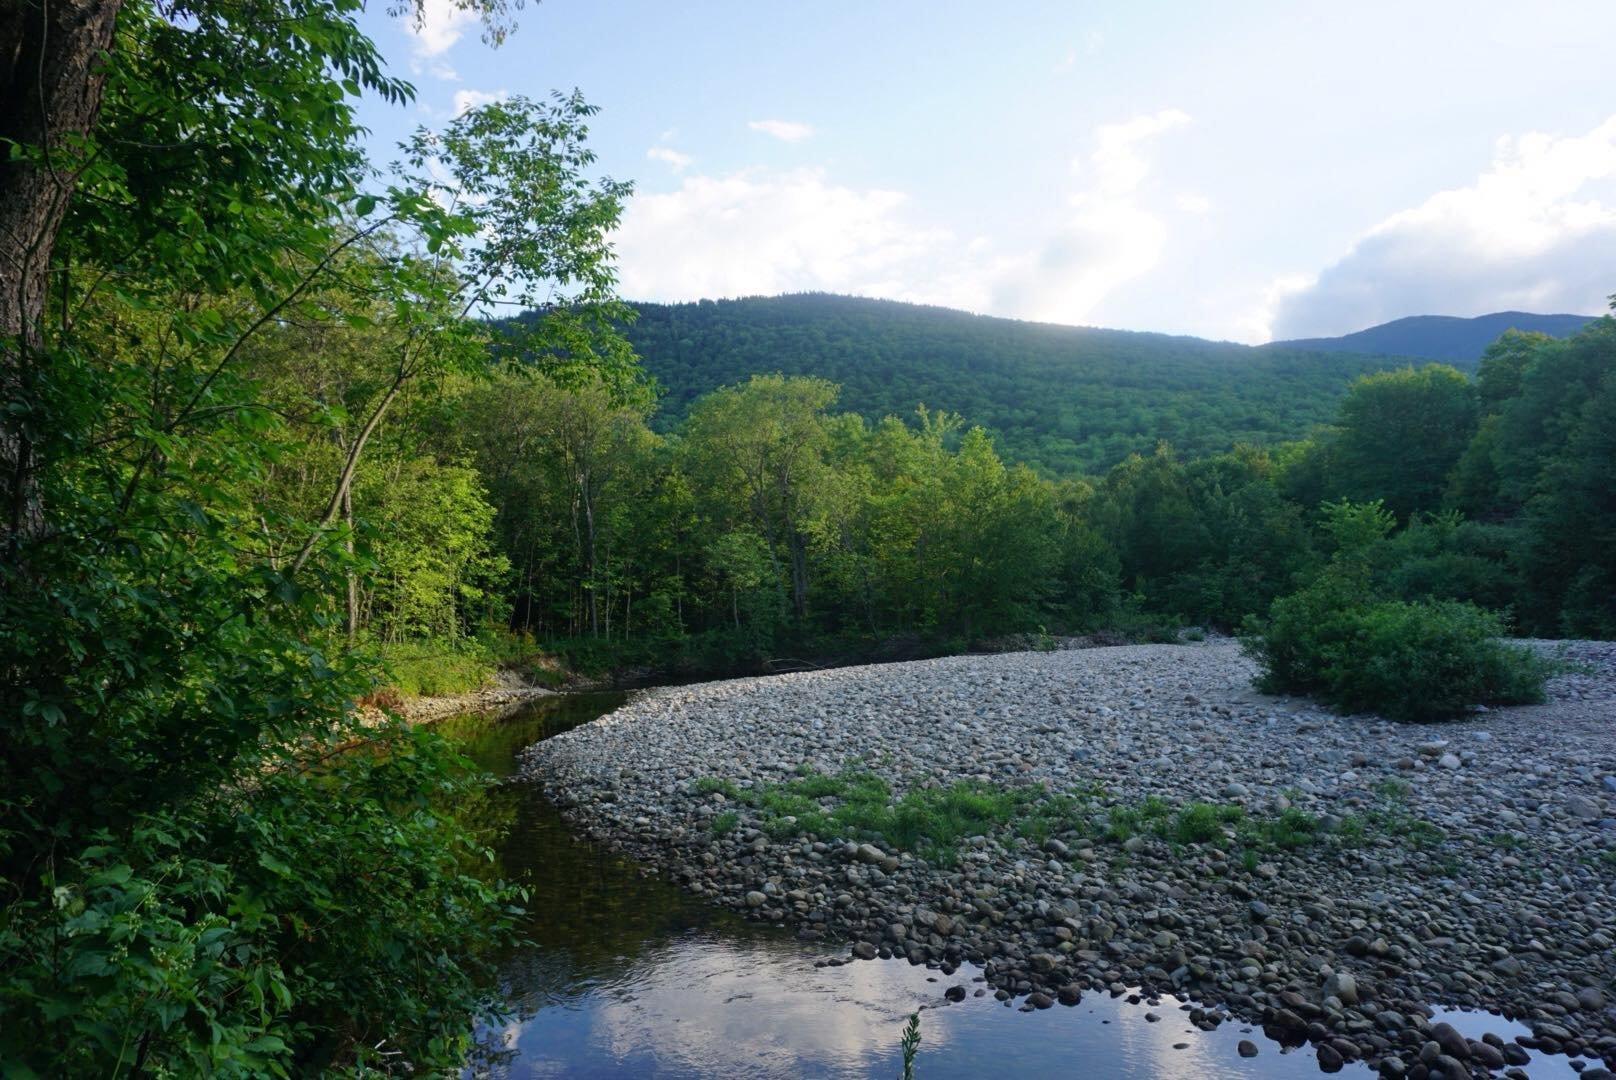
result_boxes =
[521,640,1616,1078]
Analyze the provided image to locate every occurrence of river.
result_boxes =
[436,692,1570,1079]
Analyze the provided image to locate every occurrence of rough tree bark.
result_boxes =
[1,0,124,549]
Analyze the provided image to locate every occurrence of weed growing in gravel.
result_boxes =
[694,776,742,799]
[1373,777,1413,801]
[1238,806,1324,849]
[1015,792,1096,845]
[1169,802,1245,844]
[1106,796,1172,841]
[704,768,1450,872]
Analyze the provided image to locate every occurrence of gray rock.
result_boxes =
[1568,795,1602,819]
[1323,971,1358,1005]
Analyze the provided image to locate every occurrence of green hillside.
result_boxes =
[607,293,1420,474]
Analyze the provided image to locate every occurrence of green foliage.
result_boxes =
[0,1,636,1072]
[1245,587,1549,720]
[609,294,1422,475]
[899,1011,922,1080]
[1169,802,1245,844]
[1238,807,1325,850]
[1328,364,1479,520]
[377,640,498,697]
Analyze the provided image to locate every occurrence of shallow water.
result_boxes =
[440,693,1579,1079]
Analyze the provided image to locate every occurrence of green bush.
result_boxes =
[377,640,498,698]
[1244,587,1549,721]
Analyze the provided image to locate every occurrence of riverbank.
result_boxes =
[359,668,556,727]
[523,640,1616,1078]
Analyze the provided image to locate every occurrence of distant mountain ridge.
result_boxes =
[596,294,1413,475]
[1271,311,1597,362]
[506,294,1602,475]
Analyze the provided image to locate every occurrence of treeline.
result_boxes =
[0,0,638,1068]
[518,293,1425,475]
[343,315,1613,679]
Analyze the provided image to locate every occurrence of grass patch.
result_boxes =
[1169,802,1244,844]
[1015,792,1097,846]
[711,811,739,836]
[1237,806,1325,850]
[375,640,497,698]
[693,776,743,799]
[699,768,1451,870]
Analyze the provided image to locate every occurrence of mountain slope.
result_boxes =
[1271,311,1596,363]
[609,294,1409,474]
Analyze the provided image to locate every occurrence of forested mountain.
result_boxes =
[591,294,1410,474]
[1273,311,1596,362]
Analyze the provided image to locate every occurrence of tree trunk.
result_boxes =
[342,484,358,639]
[788,531,808,621]
[0,0,124,551]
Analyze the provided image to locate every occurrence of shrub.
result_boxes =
[377,639,498,697]
[1244,586,1549,721]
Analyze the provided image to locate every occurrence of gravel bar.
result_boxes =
[522,640,1616,1078]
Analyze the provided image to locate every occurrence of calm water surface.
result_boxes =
[439,693,1576,1079]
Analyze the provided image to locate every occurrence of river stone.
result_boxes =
[1323,971,1358,1005]
[524,638,1616,1078]
[745,890,767,908]
[1430,1022,1470,1060]
[1568,795,1602,819]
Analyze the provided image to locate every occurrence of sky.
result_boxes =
[354,0,1616,343]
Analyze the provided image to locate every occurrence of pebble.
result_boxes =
[526,639,1616,1080]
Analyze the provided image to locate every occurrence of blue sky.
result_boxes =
[355,0,1616,342]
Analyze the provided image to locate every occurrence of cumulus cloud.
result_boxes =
[646,146,693,172]
[406,0,477,59]
[612,108,1195,325]
[613,168,979,305]
[990,108,1193,323]
[1268,114,1616,340]
[451,87,507,116]
[748,119,815,142]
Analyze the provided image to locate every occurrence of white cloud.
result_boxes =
[990,108,1193,324]
[1268,114,1616,340]
[748,119,815,143]
[614,108,1196,327]
[406,0,477,59]
[452,87,507,116]
[613,168,979,306]
[646,146,693,172]
[1176,192,1212,214]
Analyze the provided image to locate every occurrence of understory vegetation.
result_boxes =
[697,768,1450,870]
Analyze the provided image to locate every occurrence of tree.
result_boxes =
[1329,364,1478,520]
[1,3,645,1070]
[682,374,838,622]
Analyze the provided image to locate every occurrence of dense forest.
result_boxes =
[426,319,1616,682]
[522,294,1426,474]
[3,0,1614,1073]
